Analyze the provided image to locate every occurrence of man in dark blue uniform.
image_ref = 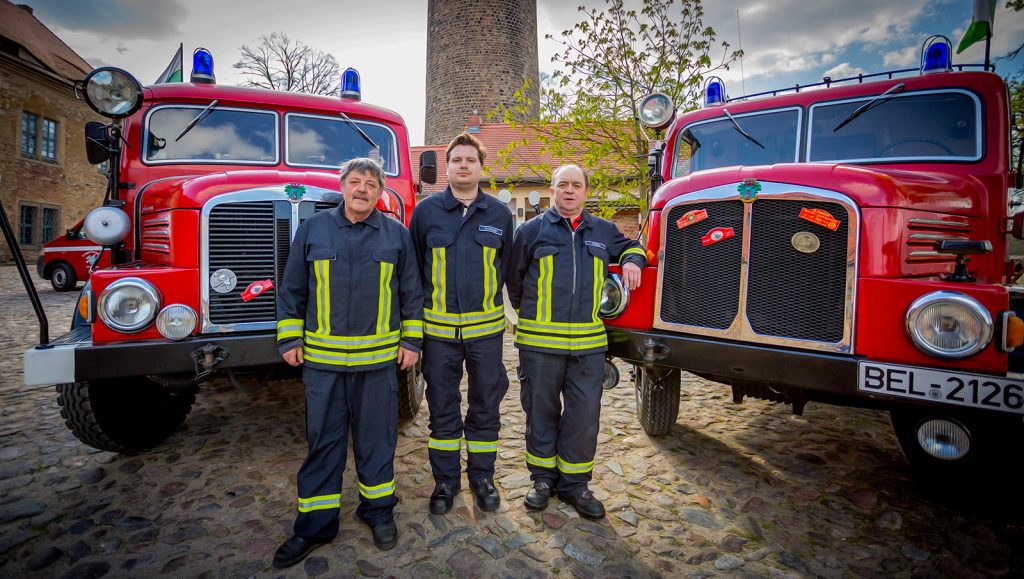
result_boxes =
[508,164,645,520]
[272,158,423,568]
[410,133,514,514]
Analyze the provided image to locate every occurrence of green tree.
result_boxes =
[492,0,740,213]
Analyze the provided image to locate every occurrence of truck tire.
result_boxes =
[397,361,425,424]
[51,262,77,292]
[634,366,680,436]
[56,378,196,453]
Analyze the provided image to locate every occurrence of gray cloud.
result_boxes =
[23,0,189,40]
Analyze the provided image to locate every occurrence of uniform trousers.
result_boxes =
[518,350,604,493]
[293,365,398,541]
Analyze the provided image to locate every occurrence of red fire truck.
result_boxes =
[600,37,1023,474]
[36,218,112,292]
[17,50,437,452]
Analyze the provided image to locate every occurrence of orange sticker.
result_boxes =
[676,208,708,229]
[701,227,735,246]
[799,208,841,231]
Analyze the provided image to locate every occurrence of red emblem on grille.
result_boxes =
[701,227,735,246]
[799,208,841,231]
[241,279,274,302]
[676,208,708,229]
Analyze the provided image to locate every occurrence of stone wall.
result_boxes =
[425,0,539,145]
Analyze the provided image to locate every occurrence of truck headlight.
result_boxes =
[905,291,992,358]
[156,304,197,340]
[599,273,629,319]
[98,278,161,332]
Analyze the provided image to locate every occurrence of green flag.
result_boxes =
[155,43,183,83]
[956,0,996,54]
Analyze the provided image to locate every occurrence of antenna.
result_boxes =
[736,9,746,97]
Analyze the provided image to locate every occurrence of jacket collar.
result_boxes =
[543,207,592,230]
[334,202,382,229]
[442,186,489,211]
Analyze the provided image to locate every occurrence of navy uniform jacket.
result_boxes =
[507,208,646,355]
[409,187,514,342]
[276,204,423,372]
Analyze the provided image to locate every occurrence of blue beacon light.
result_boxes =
[191,48,215,84]
[341,67,361,101]
[920,35,952,74]
[704,77,726,107]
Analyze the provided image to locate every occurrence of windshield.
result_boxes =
[673,108,800,177]
[144,106,278,164]
[286,114,398,175]
[808,90,979,162]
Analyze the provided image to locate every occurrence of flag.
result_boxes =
[155,43,183,83]
[956,0,996,54]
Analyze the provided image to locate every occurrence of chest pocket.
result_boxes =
[427,232,453,312]
[533,246,559,322]
[476,233,502,310]
[372,249,399,334]
[307,249,336,334]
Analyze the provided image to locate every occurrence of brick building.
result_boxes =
[0,1,105,262]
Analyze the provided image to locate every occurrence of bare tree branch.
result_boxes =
[233,32,341,96]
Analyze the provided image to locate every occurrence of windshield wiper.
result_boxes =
[338,111,380,157]
[175,99,219,142]
[832,83,905,133]
[722,109,765,149]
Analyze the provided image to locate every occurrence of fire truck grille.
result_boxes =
[208,201,277,324]
[660,201,744,329]
[747,200,849,343]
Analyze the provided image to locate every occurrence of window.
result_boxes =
[21,112,37,158]
[20,112,59,163]
[673,108,801,177]
[41,118,57,161]
[286,113,399,175]
[41,207,59,243]
[19,205,35,244]
[17,203,60,247]
[144,105,278,164]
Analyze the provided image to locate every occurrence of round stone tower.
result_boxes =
[425,0,540,145]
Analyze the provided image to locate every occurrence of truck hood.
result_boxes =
[135,170,346,212]
[652,164,986,215]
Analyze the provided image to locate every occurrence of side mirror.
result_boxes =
[65,228,76,240]
[419,150,437,185]
[84,122,109,165]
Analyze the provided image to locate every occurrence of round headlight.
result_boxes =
[83,67,143,119]
[638,92,674,129]
[156,304,198,340]
[905,291,993,358]
[599,273,630,319]
[916,418,970,460]
[98,278,160,332]
[83,206,131,245]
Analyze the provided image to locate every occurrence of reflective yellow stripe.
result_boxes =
[466,439,498,453]
[517,319,605,335]
[359,479,396,499]
[304,330,400,348]
[459,318,505,339]
[402,319,423,339]
[428,437,461,451]
[483,246,497,310]
[556,456,594,474]
[593,255,603,322]
[314,260,331,334]
[619,247,646,264]
[526,452,556,468]
[277,318,304,341]
[303,345,399,366]
[423,306,504,325]
[297,493,340,513]
[377,261,393,335]
[431,247,447,313]
[515,333,608,350]
[424,323,459,339]
[537,255,553,322]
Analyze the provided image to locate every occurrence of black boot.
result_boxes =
[558,488,605,520]
[272,535,327,569]
[429,481,459,515]
[524,480,554,511]
[371,520,398,551]
[469,478,501,512]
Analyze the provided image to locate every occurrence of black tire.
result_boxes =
[397,361,425,424]
[634,366,680,436]
[56,378,196,453]
[51,262,77,292]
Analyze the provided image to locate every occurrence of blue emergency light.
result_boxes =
[341,67,361,101]
[920,35,952,74]
[704,77,727,107]
[191,48,215,84]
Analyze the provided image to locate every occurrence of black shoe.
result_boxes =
[371,520,398,551]
[429,481,459,515]
[470,478,501,512]
[524,480,554,511]
[272,535,327,569]
[558,488,606,520]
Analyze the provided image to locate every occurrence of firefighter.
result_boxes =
[507,164,645,520]
[409,133,514,514]
[272,158,423,569]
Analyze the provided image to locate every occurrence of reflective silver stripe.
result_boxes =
[304,330,400,347]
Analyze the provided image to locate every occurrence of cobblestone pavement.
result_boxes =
[1,264,1022,578]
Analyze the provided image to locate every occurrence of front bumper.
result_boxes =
[24,327,281,386]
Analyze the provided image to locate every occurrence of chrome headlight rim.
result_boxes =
[156,304,198,340]
[905,291,993,359]
[98,277,161,333]
[637,92,675,130]
[599,273,630,319]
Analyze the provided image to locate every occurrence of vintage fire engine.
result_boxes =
[599,36,1023,474]
[16,50,437,453]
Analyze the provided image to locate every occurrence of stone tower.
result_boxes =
[425,0,540,145]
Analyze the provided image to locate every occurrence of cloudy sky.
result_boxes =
[22,0,1024,146]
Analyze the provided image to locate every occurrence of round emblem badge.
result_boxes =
[210,269,238,293]
[791,231,820,254]
[710,230,724,242]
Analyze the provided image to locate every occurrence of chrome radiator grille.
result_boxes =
[655,183,857,353]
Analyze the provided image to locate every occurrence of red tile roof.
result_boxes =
[0,1,92,81]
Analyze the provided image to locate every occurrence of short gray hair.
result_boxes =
[551,164,589,190]
[339,157,385,188]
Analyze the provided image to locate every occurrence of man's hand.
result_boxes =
[397,346,420,371]
[622,262,642,290]
[283,347,304,366]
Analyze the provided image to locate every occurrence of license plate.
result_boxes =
[858,362,1024,415]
